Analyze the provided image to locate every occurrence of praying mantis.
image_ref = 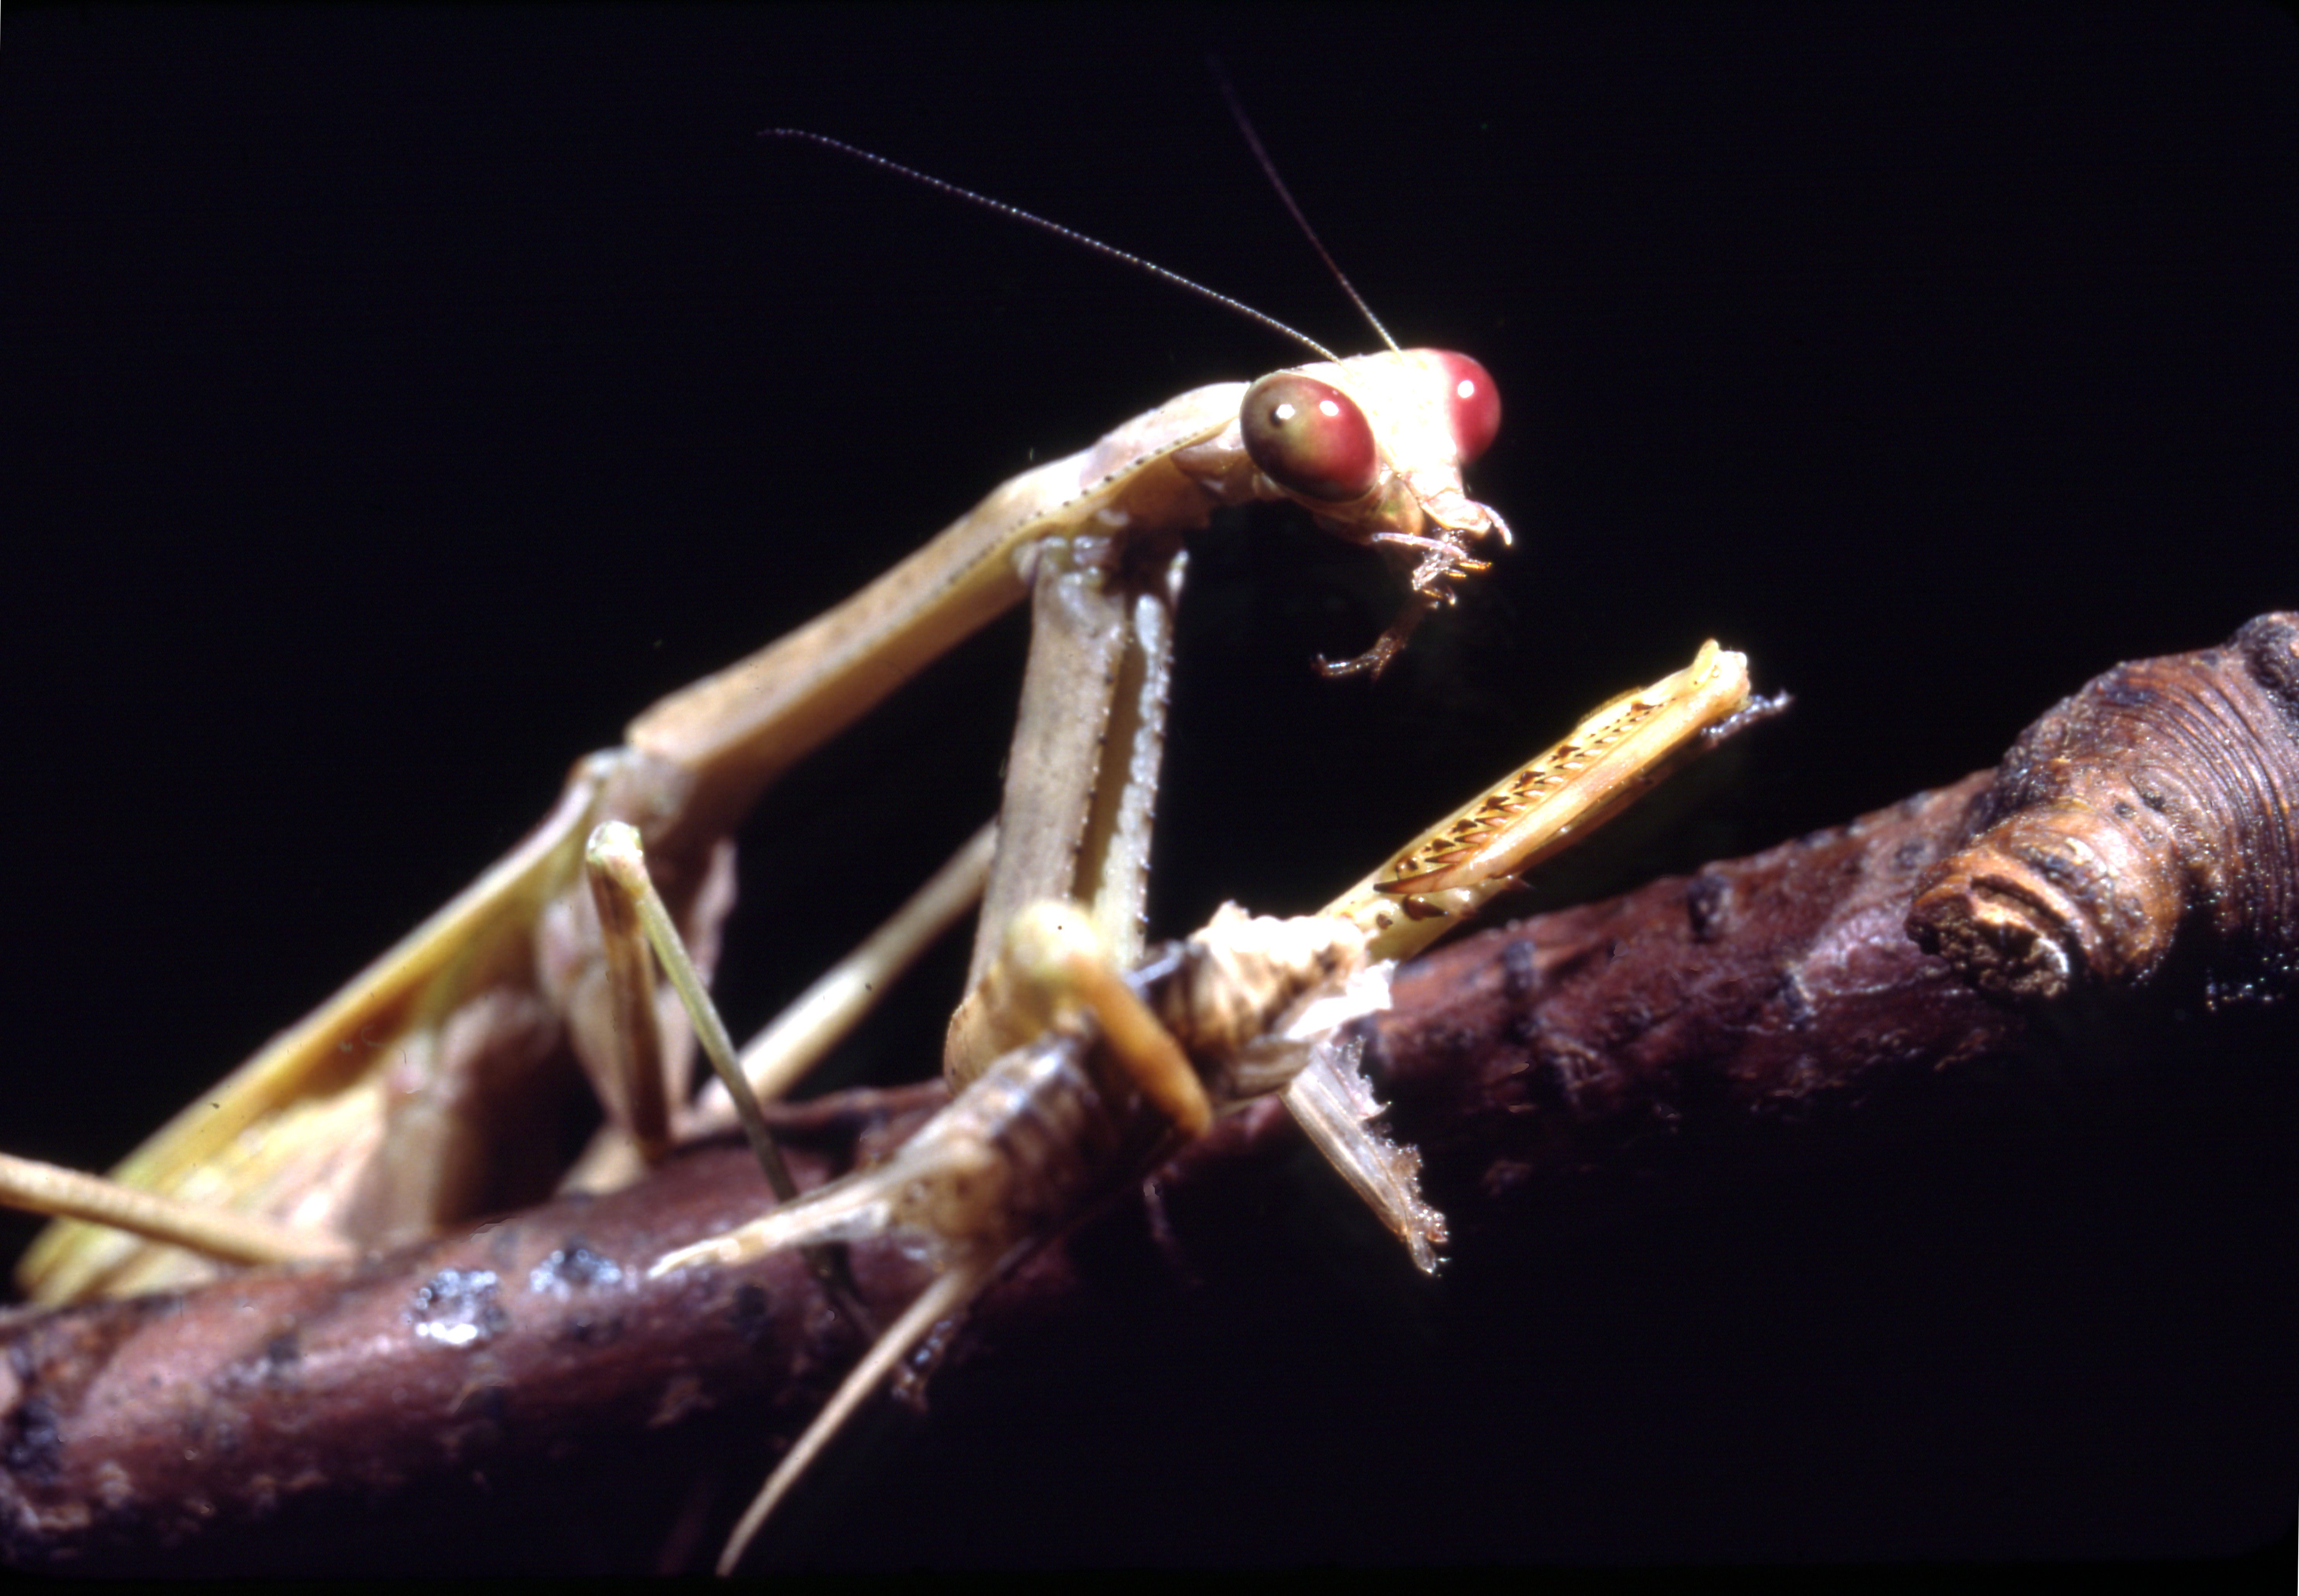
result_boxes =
[10,171,1764,1309]
[7,314,1514,1301]
[2,109,1773,1570]
[2,84,1545,1284]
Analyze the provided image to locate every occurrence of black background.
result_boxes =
[3,2,2293,1573]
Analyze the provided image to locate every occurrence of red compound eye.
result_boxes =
[1430,352,1501,464]
[1241,372,1379,503]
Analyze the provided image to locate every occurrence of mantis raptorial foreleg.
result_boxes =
[622,638,1764,1571]
[943,535,1186,1081]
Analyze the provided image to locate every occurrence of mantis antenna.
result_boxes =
[1207,55,1402,354]
[762,128,1344,362]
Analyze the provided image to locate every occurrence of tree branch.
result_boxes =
[6,616,2294,1573]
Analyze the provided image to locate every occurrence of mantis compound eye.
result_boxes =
[1242,372,1380,504]
[1430,352,1501,464]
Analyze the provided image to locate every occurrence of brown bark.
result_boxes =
[5,617,2294,1573]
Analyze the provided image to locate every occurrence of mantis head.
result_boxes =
[1241,349,1512,678]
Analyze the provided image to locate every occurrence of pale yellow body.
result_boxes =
[13,350,1507,1304]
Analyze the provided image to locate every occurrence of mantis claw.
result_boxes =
[1315,597,1427,679]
